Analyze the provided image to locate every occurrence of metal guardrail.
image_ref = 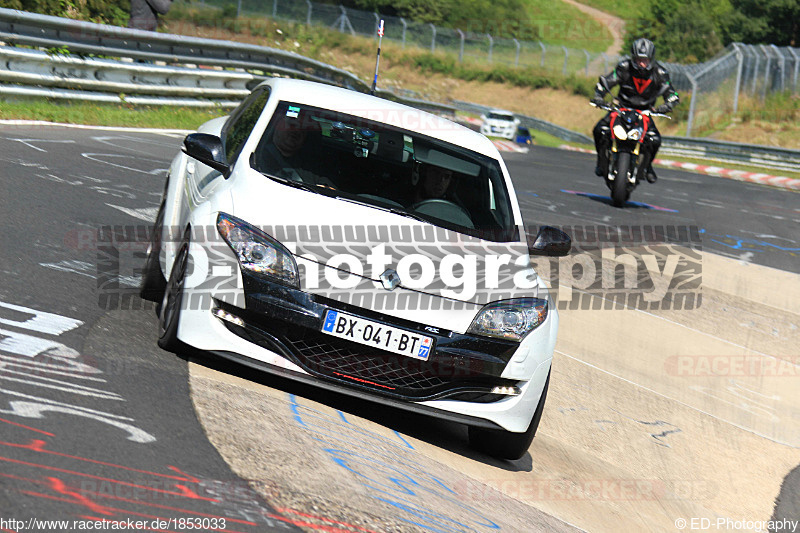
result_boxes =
[0,7,455,115]
[0,46,253,103]
[661,137,800,173]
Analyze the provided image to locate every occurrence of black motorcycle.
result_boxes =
[591,102,670,207]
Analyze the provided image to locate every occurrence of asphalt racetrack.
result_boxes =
[0,124,797,532]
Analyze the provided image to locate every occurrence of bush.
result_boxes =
[0,0,130,26]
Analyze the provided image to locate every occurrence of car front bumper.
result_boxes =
[176,247,555,433]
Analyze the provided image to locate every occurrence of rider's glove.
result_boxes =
[590,95,606,107]
[654,104,672,114]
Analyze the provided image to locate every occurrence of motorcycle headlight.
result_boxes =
[628,128,642,141]
[613,124,628,139]
[467,298,548,341]
[217,212,299,287]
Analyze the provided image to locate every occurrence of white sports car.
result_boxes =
[141,78,569,459]
[479,109,521,140]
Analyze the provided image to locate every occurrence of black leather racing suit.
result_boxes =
[592,59,680,175]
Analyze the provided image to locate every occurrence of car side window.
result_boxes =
[222,87,271,164]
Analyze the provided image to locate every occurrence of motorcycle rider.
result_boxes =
[591,38,680,183]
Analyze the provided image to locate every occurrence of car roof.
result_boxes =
[263,78,500,158]
[487,109,515,116]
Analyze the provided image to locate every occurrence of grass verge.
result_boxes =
[0,98,227,130]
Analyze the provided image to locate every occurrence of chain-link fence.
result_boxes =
[184,0,798,137]
[666,44,799,136]
[184,0,622,77]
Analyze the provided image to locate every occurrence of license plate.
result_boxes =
[321,310,433,361]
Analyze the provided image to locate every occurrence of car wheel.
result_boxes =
[158,232,190,352]
[468,371,550,460]
[139,196,167,303]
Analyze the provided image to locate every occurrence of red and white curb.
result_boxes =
[493,140,529,153]
[558,144,800,191]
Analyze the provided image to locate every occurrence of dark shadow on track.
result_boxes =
[561,190,677,213]
[771,463,800,528]
[171,341,536,473]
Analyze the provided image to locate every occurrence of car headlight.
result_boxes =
[217,212,299,287]
[467,298,548,341]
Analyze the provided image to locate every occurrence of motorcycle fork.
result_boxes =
[609,143,640,185]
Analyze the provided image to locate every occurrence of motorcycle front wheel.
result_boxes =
[611,152,631,207]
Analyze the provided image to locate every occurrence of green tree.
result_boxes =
[626,0,728,62]
[0,0,129,25]
[721,0,800,46]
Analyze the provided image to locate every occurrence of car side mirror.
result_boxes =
[183,133,229,175]
[528,226,571,257]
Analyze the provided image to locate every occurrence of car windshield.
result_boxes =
[487,112,514,121]
[252,101,518,242]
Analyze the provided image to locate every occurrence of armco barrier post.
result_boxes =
[771,44,785,92]
[732,43,743,114]
[686,74,698,137]
[789,47,799,93]
[760,44,771,101]
[751,48,760,95]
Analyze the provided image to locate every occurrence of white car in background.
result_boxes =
[140,78,570,460]
[480,109,521,140]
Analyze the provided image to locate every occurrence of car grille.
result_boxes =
[215,299,515,401]
[284,329,451,392]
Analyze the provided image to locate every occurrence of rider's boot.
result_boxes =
[595,152,608,177]
[646,165,657,183]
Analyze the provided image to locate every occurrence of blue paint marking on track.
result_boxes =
[561,189,679,212]
[288,394,308,427]
[519,191,539,197]
[393,430,415,450]
[699,229,800,253]
[287,393,502,531]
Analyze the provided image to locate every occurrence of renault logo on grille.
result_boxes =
[379,269,401,291]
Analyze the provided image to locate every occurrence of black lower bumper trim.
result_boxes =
[205,349,506,431]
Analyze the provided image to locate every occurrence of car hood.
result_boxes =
[484,119,515,127]
[229,175,540,331]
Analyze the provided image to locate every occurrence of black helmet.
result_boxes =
[631,38,655,75]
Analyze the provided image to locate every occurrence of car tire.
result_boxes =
[157,231,190,352]
[140,196,167,303]
[468,371,550,460]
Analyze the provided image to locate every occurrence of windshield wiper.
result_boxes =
[258,171,316,192]
[387,208,428,223]
[334,197,429,223]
